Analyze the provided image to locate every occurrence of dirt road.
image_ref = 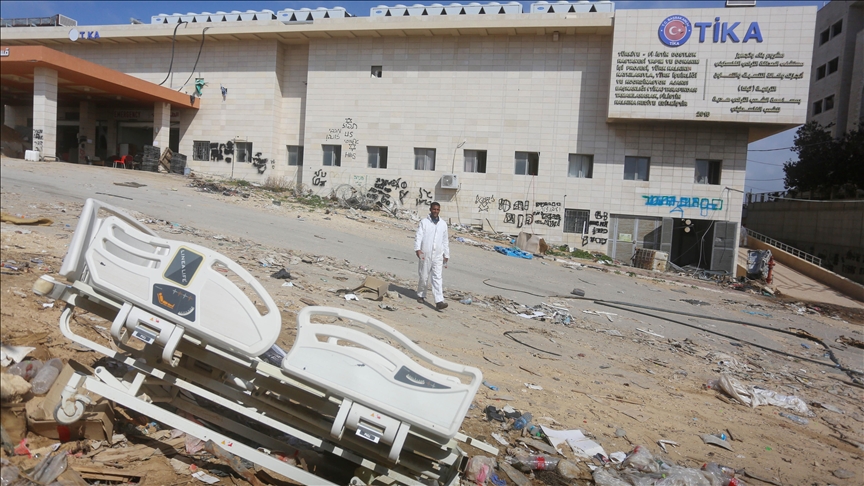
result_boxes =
[2,156,862,485]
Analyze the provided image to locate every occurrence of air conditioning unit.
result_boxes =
[440,174,458,189]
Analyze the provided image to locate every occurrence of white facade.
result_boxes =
[0,3,818,272]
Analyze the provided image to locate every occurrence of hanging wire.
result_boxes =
[158,21,188,86]
[179,27,212,91]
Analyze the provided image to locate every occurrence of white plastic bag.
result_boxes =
[717,375,811,415]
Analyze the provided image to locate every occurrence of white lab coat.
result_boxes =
[414,216,450,303]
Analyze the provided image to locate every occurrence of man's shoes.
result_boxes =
[417,297,424,303]
[436,301,448,310]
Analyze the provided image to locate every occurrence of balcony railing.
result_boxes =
[743,228,822,267]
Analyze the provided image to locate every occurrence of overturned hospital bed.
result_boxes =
[33,198,495,485]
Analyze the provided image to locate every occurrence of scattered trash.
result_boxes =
[570,288,585,297]
[811,402,844,414]
[281,281,294,287]
[491,433,509,446]
[541,426,606,459]
[741,310,772,317]
[512,412,532,430]
[709,375,812,415]
[270,268,292,279]
[482,380,499,391]
[701,434,734,451]
[192,470,221,484]
[0,345,36,367]
[343,293,359,301]
[681,299,710,306]
[378,303,397,311]
[657,439,678,453]
[494,246,533,259]
[778,412,809,425]
[635,328,664,338]
[524,383,543,390]
[460,297,473,305]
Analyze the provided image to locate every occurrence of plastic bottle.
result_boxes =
[527,425,544,438]
[7,359,43,382]
[512,412,533,430]
[514,454,559,471]
[702,462,739,486]
[0,464,20,486]
[31,358,64,395]
[778,412,809,425]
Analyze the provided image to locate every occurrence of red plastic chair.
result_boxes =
[114,155,132,169]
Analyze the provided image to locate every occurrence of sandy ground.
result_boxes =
[1,162,863,485]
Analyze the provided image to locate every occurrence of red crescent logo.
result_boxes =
[664,20,687,41]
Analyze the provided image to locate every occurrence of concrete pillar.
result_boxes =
[106,112,118,158]
[79,101,96,162]
[32,67,58,159]
[153,101,170,154]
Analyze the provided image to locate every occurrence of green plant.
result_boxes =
[229,179,251,187]
[296,194,328,209]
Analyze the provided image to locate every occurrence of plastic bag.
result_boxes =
[465,456,497,485]
[655,466,712,486]
[621,445,660,473]
[716,375,811,415]
[592,468,631,486]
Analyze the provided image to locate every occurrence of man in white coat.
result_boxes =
[415,202,450,310]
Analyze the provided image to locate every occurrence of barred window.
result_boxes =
[563,209,590,234]
[193,141,210,161]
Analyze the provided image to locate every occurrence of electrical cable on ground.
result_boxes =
[482,279,861,380]
[483,278,547,298]
[596,301,861,380]
[504,330,561,356]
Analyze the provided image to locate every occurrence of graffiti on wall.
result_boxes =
[367,177,409,208]
[206,140,271,174]
[498,199,561,228]
[643,195,723,217]
[582,211,609,246]
[32,129,43,154]
[416,188,433,207]
[326,118,360,160]
[475,195,495,212]
[210,141,234,163]
[312,169,327,187]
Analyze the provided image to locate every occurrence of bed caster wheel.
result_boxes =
[54,399,86,424]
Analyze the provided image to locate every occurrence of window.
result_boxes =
[323,144,341,166]
[193,141,209,161]
[464,150,487,173]
[567,154,593,178]
[817,65,826,79]
[827,57,839,74]
[819,28,830,45]
[824,95,834,111]
[371,65,382,78]
[236,142,253,163]
[623,156,650,181]
[367,146,388,169]
[813,100,823,115]
[695,159,722,185]
[831,20,842,37]
[514,151,539,175]
[563,209,590,234]
[287,145,304,166]
[414,148,436,170]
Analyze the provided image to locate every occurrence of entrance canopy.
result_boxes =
[0,45,200,109]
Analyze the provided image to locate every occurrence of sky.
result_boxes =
[2,1,827,194]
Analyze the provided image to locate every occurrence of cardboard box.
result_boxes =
[26,362,115,443]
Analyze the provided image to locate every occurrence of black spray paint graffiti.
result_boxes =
[416,188,433,207]
[582,211,609,246]
[326,118,360,160]
[208,141,271,174]
[210,141,234,163]
[367,177,409,208]
[312,169,327,187]
[498,199,561,228]
[475,195,495,212]
[251,152,269,174]
[532,201,562,228]
[32,129,44,153]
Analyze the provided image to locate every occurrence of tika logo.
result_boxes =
[659,15,763,47]
[157,292,175,309]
